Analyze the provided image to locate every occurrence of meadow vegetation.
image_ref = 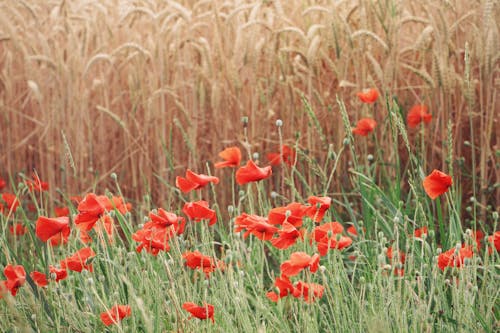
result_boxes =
[0,0,498,332]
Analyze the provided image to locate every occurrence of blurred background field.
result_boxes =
[0,0,498,215]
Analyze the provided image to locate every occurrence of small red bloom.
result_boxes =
[182,201,216,226]
[267,145,296,167]
[55,206,70,217]
[0,193,19,214]
[268,202,308,227]
[183,251,221,277]
[437,245,473,271]
[74,193,107,231]
[414,226,428,238]
[352,118,377,136]
[49,265,68,282]
[487,231,500,254]
[423,169,452,199]
[1,264,26,297]
[346,225,358,237]
[280,252,320,277]
[30,271,49,287]
[235,160,272,185]
[176,170,219,193]
[305,196,331,223]
[60,247,96,272]
[9,224,28,236]
[100,305,132,326]
[25,173,49,192]
[0,177,6,190]
[266,275,298,302]
[386,247,406,264]
[357,88,379,103]
[79,215,115,244]
[234,213,278,241]
[132,227,171,255]
[312,222,352,255]
[270,222,303,249]
[36,216,71,246]
[214,146,242,168]
[407,104,432,128]
[294,281,325,303]
[182,302,214,323]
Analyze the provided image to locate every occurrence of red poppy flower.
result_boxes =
[74,193,107,231]
[235,160,272,185]
[1,264,26,297]
[357,88,379,103]
[311,222,344,242]
[0,193,19,214]
[386,247,406,264]
[407,104,432,128]
[9,224,28,236]
[183,251,222,276]
[132,227,171,255]
[305,196,331,223]
[132,209,185,255]
[55,206,70,217]
[266,275,298,302]
[80,215,114,244]
[294,281,324,303]
[30,271,49,287]
[270,222,304,249]
[346,225,358,237]
[182,302,215,323]
[312,222,352,255]
[100,305,132,326]
[437,245,473,271]
[70,196,83,204]
[25,173,49,192]
[352,118,377,136]
[49,265,68,282]
[280,252,320,277]
[214,146,242,168]
[487,231,500,254]
[35,216,71,246]
[182,201,216,226]
[268,202,308,227]
[414,226,428,238]
[0,177,6,190]
[30,266,67,287]
[234,213,278,241]
[149,208,185,232]
[60,247,96,272]
[423,169,452,199]
[176,170,220,193]
[267,145,296,167]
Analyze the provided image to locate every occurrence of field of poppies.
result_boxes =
[0,0,499,332]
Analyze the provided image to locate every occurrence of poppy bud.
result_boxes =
[110,173,117,180]
[252,152,259,160]
[276,119,283,127]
